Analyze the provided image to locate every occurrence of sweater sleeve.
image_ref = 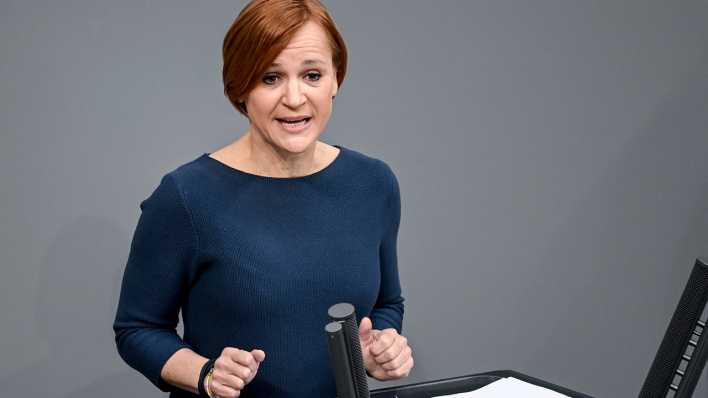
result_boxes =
[370,163,405,333]
[113,174,198,392]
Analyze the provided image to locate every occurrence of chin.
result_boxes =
[275,134,321,154]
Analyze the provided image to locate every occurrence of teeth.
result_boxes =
[278,118,310,131]
[279,117,309,123]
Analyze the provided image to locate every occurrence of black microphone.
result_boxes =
[326,321,358,398]
[326,303,370,398]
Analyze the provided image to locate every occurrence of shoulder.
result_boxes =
[165,154,213,188]
[141,154,211,212]
[340,148,401,226]
[339,146,398,190]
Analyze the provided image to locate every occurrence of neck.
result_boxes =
[236,130,322,178]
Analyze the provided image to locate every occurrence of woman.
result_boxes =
[113,0,413,397]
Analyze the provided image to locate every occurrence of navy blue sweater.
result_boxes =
[113,146,404,397]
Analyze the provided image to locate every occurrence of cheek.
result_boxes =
[247,91,278,121]
[313,91,334,115]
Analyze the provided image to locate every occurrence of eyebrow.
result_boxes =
[270,59,326,67]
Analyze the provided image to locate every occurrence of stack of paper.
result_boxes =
[433,377,571,398]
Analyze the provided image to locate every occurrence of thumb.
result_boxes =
[359,316,373,346]
[251,349,266,363]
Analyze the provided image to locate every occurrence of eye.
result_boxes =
[305,71,322,82]
[262,73,279,85]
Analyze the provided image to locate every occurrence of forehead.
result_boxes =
[272,21,332,65]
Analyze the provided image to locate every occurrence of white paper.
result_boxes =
[433,377,571,398]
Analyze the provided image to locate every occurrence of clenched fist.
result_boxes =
[358,317,414,380]
[206,347,266,398]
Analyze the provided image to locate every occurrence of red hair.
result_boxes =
[222,0,348,117]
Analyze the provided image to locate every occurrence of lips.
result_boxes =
[276,116,312,133]
[276,116,311,123]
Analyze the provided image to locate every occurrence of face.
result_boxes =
[241,20,338,155]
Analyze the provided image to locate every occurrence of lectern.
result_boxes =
[327,258,708,398]
[324,303,589,397]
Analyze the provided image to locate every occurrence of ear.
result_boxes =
[331,76,338,99]
[237,95,249,113]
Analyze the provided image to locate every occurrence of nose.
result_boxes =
[283,79,306,108]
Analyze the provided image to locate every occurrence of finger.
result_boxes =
[243,355,258,377]
[358,317,373,346]
[213,372,247,392]
[374,334,407,364]
[232,364,254,382]
[386,355,414,379]
[210,377,240,398]
[215,359,253,382]
[221,347,252,366]
[369,366,389,381]
[380,345,412,371]
[225,348,257,368]
[251,349,266,363]
[371,329,398,356]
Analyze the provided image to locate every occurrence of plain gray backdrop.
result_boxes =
[1,1,707,397]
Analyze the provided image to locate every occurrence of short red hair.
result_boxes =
[222,0,348,117]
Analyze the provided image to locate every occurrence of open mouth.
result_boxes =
[276,117,312,132]
[276,117,311,125]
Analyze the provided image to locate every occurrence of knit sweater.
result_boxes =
[113,145,404,397]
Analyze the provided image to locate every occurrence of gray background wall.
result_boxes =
[1,1,707,397]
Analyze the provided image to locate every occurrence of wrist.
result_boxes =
[205,366,216,398]
[197,358,216,397]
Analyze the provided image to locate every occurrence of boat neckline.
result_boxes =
[200,145,345,181]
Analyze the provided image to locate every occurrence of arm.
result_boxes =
[160,348,209,394]
[113,174,201,392]
[370,163,404,333]
[361,166,413,379]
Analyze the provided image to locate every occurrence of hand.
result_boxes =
[207,347,265,398]
[358,316,414,380]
